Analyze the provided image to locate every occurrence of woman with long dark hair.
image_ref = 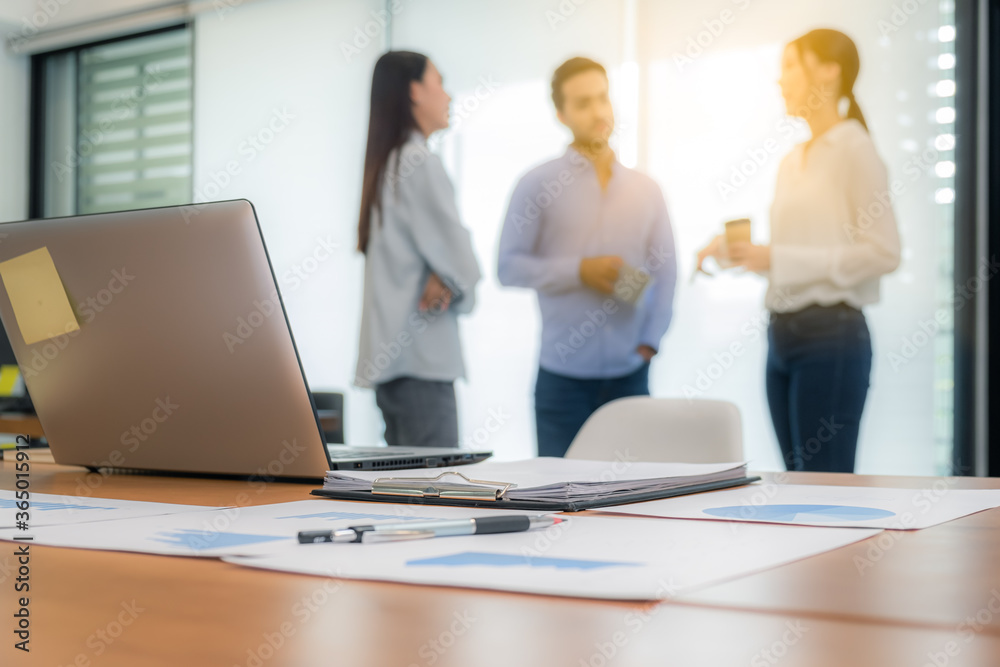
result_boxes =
[354,51,481,447]
[697,29,901,472]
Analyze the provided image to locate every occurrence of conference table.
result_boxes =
[2,461,999,667]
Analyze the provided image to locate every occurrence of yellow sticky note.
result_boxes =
[0,365,19,395]
[0,247,80,345]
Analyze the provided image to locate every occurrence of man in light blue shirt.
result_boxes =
[498,57,677,457]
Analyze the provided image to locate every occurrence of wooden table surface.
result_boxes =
[2,462,999,667]
[0,413,44,438]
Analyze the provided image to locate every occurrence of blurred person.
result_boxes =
[498,57,677,458]
[355,51,481,447]
[696,29,901,473]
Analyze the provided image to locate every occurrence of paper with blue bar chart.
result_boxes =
[0,490,221,528]
[0,500,533,557]
[222,514,880,600]
[595,484,1000,529]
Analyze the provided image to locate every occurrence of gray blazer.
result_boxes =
[354,131,481,388]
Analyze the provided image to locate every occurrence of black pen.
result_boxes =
[298,514,564,544]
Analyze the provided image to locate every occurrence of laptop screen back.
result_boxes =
[0,200,332,478]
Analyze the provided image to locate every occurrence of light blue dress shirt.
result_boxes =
[498,147,677,379]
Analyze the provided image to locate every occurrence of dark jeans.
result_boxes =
[375,377,458,448]
[534,363,650,458]
[766,303,872,473]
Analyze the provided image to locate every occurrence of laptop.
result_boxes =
[0,200,491,480]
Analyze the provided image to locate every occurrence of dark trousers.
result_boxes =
[534,363,650,458]
[375,377,458,448]
[766,303,872,473]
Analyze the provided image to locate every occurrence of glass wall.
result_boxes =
[392,0,958,473]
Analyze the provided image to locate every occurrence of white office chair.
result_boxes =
[564,397,744,464]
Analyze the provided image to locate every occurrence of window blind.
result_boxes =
[76,28,192,215]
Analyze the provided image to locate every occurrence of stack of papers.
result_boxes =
[322,458,751,505]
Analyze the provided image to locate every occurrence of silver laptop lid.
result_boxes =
[0,200,333,478]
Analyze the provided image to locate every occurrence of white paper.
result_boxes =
[597,483,1000,529]
[0,500,534,557]
[0,490,222,528]
[223,514,880,600]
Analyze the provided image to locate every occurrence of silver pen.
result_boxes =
[297,514,564,544]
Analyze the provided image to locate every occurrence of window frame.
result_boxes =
[27,23,193,220]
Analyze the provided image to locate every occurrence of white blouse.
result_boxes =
[767,119,901,313]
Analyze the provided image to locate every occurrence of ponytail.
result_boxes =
[845,91,868,131]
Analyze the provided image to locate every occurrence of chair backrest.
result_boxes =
[564,397,744,464]
[312,391,344,444]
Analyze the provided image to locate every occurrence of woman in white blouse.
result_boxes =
[697,29,901,473]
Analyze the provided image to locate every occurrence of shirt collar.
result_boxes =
[812,118,860,146]
[564,144,621,177]
[408,128,428,145]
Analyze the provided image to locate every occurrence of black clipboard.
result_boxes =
[309,475,761,512]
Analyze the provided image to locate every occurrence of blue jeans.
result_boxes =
[766,303,872,473]
[534,363,650,458]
